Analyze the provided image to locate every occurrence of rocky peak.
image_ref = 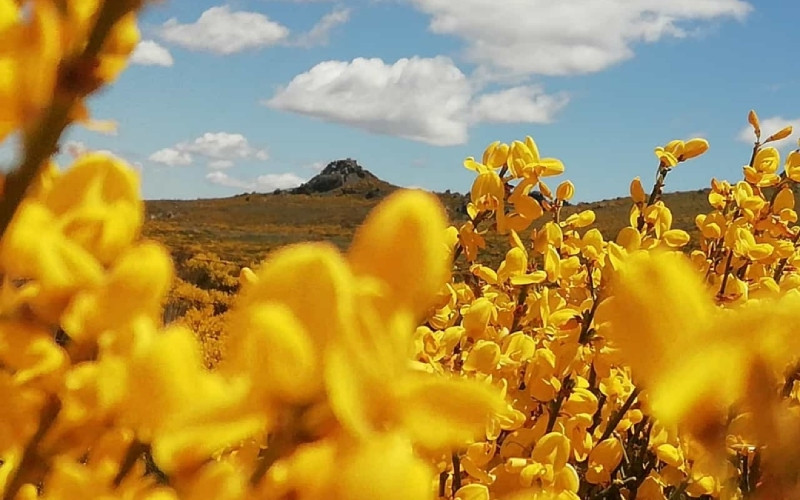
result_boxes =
[290,158,389,196]
[318,158,371,179]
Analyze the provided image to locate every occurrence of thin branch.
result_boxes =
[546,375,574,433]
[3,397,61,500]
[599,387,641,443]
[451,452,462,496]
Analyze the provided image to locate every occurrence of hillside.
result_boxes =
[143,159,716,271]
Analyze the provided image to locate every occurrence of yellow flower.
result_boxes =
[555,181,574,202]
[764,124,793,144]
[661,229,690,248]
[0,0,60,138]
[522,432,572,486]
[505,181,545,232]
[748,109,761,138]
[636,475,667,500]
[98,323,265,474]
[225,190,504,456]
[786,149,800,182]
[564,210,595,229]
[482,141,510,169]
[264,433,436,500]
[732,227,773,261]
[459,221,487,262]
[681,138,709,160]
[61,241,173,345]
[525,348,561,402]
[600,249,800,450]
[653,147,678,169]
[455,483,490,500]
[506,136,565,179]
[654,443,684,468]
[585,438,623,484]
[0,319,66,391]
[744,147,781,186]
[630,177,647,204]
[462,297,497,337]
[1,154,144,322]
[463,340,501,373]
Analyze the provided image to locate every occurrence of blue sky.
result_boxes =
[3,0,799,202]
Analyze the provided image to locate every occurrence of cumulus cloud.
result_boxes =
[149,147,192,167]
[160,6,289,54]
[149,132,269,168]
[131,40,174,67]
[410,0,751,77]
[265,56,567,146]
[737,116,800,148]
[206,171,305,191]
[292,7,350,47]
[470,86,569,124]
[181,132,270,162]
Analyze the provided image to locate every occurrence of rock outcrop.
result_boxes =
[289,159,396,197]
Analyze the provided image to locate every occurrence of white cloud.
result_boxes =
[410,0,751,77]
[208,159,235,169]
[149,147,192,167]
[737,116,800,148]
[149,132,269,168]
[265,56,566,146]
[206,171,305,191]
[293,7,350,47]
[181,132,270,162]
[160,6,289,55]
[131,40,174,67]
[255,173,306,190]
[470,86,569,124]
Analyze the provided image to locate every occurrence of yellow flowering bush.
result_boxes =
[164,254,241,368]
[3,1,800,499]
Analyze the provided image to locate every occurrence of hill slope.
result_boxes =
[143,160,717,269]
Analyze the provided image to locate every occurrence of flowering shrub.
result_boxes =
[162,254,241,368]
[3,1,800,499]
[429,120,800,499]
